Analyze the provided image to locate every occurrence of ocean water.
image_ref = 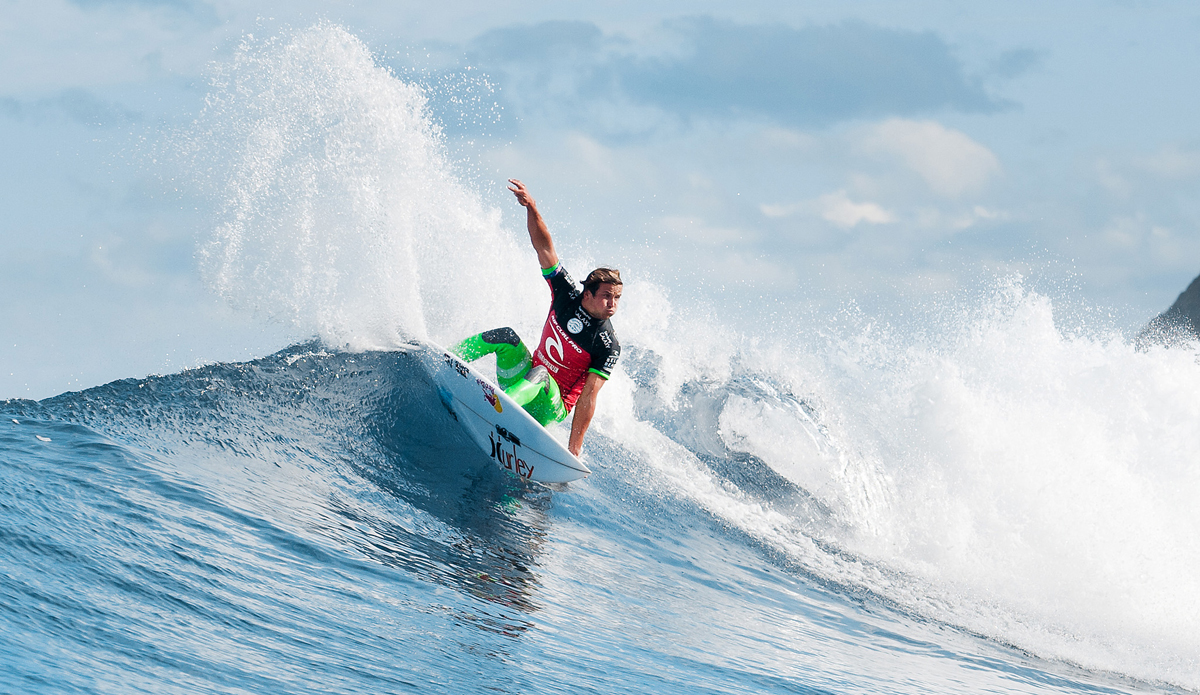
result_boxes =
[3,24,1199,694]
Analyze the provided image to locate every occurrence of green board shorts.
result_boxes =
[450,328,568,426]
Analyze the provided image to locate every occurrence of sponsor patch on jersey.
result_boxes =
[567,317,583,334]
[598,330,612,348]
[559,268,580,299]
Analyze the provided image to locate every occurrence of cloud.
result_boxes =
[621,17,1004,126]
[914,205,1006,231]
[860,119,1000,197]
[1135,143,1200,179]
[659,215,752,245]
[466,17,1011,134]
[815,190,895,228]
[989,48,1044,79]
[471,20,604,64]
[762,189,894,229]
[1095,157,1132,199]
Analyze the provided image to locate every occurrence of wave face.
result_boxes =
[4,24,1199,694]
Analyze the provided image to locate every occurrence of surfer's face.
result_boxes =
[582,282,621,320]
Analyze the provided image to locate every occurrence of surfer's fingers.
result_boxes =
[508,180,533,205]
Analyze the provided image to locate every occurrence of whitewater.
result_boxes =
[2,24,1198,694]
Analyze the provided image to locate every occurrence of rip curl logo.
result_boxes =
[489,431,535,479]
[477,378,502,413]
[544,332,564,366]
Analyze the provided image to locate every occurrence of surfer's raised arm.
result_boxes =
[508,178,558,270]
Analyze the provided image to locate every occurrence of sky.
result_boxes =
[3,0,1200,399]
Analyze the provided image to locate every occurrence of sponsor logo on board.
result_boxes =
[489,431,535,479]
[495,425,521,446]
[444,353,469,379]
[477,379,502,413]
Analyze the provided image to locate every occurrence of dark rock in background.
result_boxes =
[1136,273,1200,348]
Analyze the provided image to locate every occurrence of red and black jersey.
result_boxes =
[530,264,621,411]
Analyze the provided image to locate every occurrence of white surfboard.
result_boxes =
[411,341,591,483]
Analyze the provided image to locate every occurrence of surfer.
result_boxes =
[451,179,622,457]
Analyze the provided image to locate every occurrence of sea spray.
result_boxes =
[179,23,538,350]
[847,282,1200,684]
[656,278,1200,688]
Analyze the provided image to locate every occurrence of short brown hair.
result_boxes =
[583,267,622,294]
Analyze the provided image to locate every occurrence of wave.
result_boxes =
[613,279,1200,690]
[4,306,1199,692]
[10,21,1196,692]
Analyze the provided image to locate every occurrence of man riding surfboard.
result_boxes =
[451,179,622,457]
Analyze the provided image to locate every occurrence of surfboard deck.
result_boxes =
[406,341,591,484]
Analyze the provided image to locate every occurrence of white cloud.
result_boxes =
[1135,143,1200,179]
[754,126,817,152]
[762,189,894,229]
[711,251,794,287]
[1095,157,1132,199]
[915,205,1006,231]
[759,203,795,219]
[659,215,751,245]
[861,119,1000,198]
[817,190,895,228]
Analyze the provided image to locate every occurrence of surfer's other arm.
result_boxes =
[508,178,559,270]
[568,372,605,457]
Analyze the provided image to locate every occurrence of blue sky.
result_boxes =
[3,0,1200,398]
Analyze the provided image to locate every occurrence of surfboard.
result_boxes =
[408,341,591,484]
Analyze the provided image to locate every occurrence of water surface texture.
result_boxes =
[3,24,1198,694]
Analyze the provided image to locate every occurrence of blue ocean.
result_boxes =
[3,24,1199,694]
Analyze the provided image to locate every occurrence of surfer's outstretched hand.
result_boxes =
[508,178,535,208]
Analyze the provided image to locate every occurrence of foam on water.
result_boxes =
[178,23,1200,691]
[677,282,1200,688]
[844,285,1200,684]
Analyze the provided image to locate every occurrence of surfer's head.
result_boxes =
[582,267,622,320]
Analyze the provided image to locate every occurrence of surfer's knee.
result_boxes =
[481,327,522,347]
[525,365,551,391]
